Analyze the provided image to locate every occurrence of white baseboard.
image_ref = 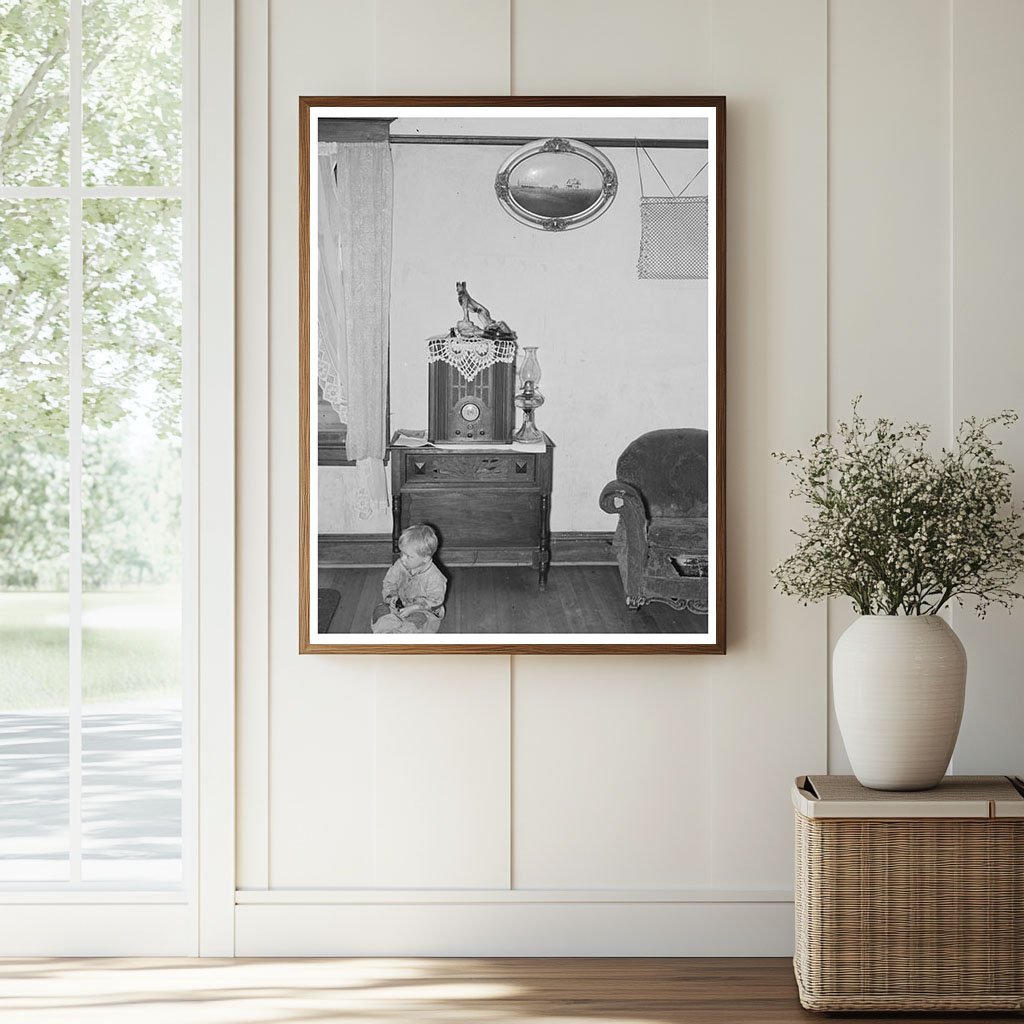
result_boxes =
[235,898,795,956]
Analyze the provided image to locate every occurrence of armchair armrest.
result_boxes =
[599,479,645,520]
[599,479,649,607]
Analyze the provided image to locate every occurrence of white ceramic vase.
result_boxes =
[833,615,967,791]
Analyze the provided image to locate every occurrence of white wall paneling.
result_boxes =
[374,664,511,888]
[243,0,825,955]
[269,664,378,886]
[512,0,712,95]
[375,0,511,95]
[827,0,952,774]
[829,0,951,422]
[265,1,516,894]
[827,1,1024,781]
[230,0,1024,957]
[948,0,1024,778]
[706,0,828,889]
[263,0,376,888]
[236,0,271,893]
[512,658,713,889]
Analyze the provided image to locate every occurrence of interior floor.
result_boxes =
[319,564,707,634]
[1,957,1012,1023]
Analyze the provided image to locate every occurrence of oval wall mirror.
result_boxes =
[494,137,618,231]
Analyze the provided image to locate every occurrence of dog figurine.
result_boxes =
[455,282,516,340]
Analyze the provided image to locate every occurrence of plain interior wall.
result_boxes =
[235,0,1024,956]
[390,120,708,533]
[319,115,709,534]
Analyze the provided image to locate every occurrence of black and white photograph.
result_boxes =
[300,98,725,653]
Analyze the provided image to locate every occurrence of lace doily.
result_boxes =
[427,334,517,381]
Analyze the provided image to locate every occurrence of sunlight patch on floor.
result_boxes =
[0,958,681,1024]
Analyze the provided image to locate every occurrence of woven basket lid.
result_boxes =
[793,774,1024,819]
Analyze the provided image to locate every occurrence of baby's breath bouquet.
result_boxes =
[772,401,1024,617]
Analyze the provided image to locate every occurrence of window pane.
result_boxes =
[82,198,181,883]
[0,0,70,186]
[82,0,181,187]
[0,199,70,880]
[81,624,181,883]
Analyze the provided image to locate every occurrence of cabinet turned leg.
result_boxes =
[538,494,551,590]
[391,496,402,553]
[539,555,550,590]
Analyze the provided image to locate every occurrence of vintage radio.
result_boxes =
[427,334,517,444]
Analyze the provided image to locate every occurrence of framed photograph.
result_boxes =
[300,96,725,654]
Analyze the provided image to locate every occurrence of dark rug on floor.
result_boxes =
[318,588,341,632]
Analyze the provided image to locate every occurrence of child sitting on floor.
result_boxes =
[371,524,447,634]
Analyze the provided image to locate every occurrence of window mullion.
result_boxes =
[0,186,184,200]
[0,188,70,199]
[68,0,84,885]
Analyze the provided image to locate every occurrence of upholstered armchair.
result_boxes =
[599,428,709,614]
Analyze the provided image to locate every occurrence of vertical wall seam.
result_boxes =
[707,0,715,888]
[508,0,514,95]
[948,0,955,445]
[507,6,516,880]
[235,0,271,893]
[707,669,715,887]
[370,1,381,888]
[508,657,515,890]
[824,0,832,772]
[948,0,955,442]
[372,2,379,93]
[709,0,714,92]
[371,673,379,887]
[707,21,720,746]
[262,0,272,889]
[946,0,957,770]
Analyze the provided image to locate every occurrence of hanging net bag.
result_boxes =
[635,142,709,280]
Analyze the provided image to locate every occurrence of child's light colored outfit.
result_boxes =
[371,558,447,634]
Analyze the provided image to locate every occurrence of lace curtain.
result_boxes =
[317,140,391,517]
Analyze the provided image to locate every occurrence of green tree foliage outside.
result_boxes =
[1,0,181,188]
[1,1,182,592]
[1,1,183,708]
[82,0,182,187]
[0,0,69,187]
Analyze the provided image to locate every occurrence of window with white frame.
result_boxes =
[0,0,191,888]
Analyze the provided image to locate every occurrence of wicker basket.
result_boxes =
[793,775,1024,1012]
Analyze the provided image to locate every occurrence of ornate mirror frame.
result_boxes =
[494,136,618,231]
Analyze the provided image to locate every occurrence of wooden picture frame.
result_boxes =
[300,96,726,654]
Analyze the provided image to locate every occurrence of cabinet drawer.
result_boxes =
[402,490,540,548]
[403,451,536,485]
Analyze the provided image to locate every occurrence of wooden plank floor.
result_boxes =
[319,565,707,635]
[0,957,1018,1022]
